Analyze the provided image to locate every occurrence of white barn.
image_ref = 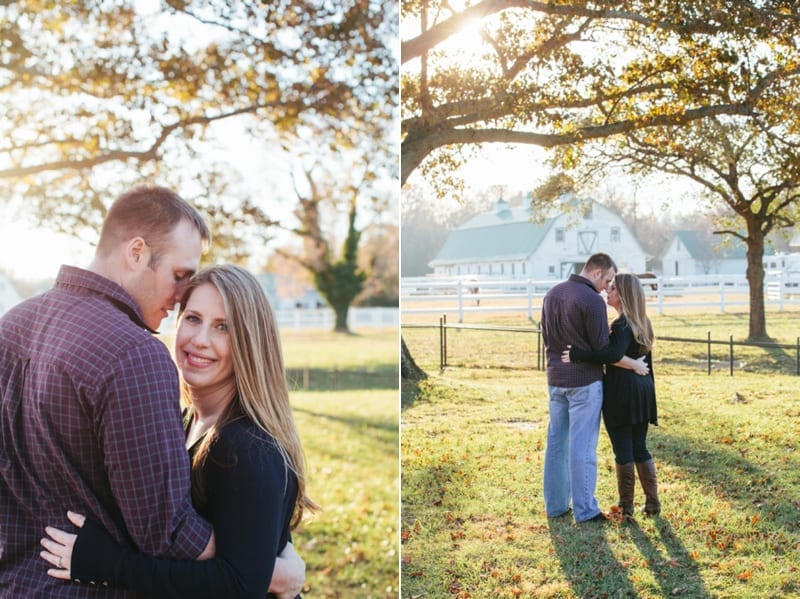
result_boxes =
[661,230,747,276]
[429,198,647,279]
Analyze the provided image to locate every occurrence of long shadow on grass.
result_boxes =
[547,517,639,597]
[627,517,711,597]
[292,407,398,453]
[547,516,711,597]
[293,407,396,430]
[656,428,800,528]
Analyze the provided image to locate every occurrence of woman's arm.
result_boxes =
[566,320,629,364]
[41,428,297,598]
[562,321,648,375]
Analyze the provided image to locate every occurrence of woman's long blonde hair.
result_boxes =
[614,273,654,355]
[178,264,318,528]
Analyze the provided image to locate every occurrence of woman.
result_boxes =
[562,273,659,518]
[41,264,318,597]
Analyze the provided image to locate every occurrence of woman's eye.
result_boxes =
[216,323,228,332]
[185,315,200,323]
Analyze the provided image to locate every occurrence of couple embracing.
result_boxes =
[542,252,660,524]
[1,186,316,597]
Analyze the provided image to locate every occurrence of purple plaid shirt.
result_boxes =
[0,266,212,597]
[541,274,609,388]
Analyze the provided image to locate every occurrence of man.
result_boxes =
[0,186,303,597]
[541,252,617,524]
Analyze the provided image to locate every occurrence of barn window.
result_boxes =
[555,228,565,242]
[611,227,620,242]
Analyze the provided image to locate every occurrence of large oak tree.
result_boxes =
[402,1,799,186]
[400,0,800,375]
[568,113,800,341]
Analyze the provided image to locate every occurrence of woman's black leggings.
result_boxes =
[605,421,651,464]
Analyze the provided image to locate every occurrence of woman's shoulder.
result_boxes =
[611,314,631,330]
[211,416,283,465]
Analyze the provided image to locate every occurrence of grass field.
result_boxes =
[282,329,399,598]
[401,310,800,598]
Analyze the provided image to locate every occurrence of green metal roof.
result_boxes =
[430,205,556,264]
[674,230,747,260]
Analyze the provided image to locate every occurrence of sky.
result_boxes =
[0,202,93,282]
[406,141,705,222]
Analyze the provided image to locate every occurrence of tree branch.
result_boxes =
[0,102,292,179]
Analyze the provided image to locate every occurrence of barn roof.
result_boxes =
[429,200,556,265]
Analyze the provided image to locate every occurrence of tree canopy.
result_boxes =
[401,0,800,188]
[1,0,398,257]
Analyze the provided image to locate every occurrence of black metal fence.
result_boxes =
[286,366,397,391]
[401,316,800,376]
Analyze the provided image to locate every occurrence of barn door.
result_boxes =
[578,231,597,255]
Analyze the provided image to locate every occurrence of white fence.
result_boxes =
[401,273,800,321]
[157,306,398,334]
[275,306,398,331]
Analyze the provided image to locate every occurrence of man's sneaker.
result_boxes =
[547,508,573,520]
[579,511,609,524]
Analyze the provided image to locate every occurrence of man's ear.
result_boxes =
[125,237,149,270]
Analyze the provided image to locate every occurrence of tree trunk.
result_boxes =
[744,230,771,341]
[401,336,426,381]
[333,303,350,333]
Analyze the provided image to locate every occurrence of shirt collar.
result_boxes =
[568,273,601,294]
[55,265,157,333]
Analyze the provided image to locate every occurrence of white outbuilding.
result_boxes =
[661,230,747,276]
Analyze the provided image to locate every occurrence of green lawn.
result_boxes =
[284,330,399,598]
[401,311,800,598]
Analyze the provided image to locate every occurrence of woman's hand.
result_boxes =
[40,511,86,580]
[271,541,306,599]
[561,345,572,363]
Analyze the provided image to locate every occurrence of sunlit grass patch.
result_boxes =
[294,388,398,598]
[401,347,800,598]
[283,329,399,598]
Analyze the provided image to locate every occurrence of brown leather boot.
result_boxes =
[615,462,636,518]
[635,459,661,516]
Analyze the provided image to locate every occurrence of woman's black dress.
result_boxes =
[570,314,657,428]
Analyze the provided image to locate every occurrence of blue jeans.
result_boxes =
[543,381,603,522]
